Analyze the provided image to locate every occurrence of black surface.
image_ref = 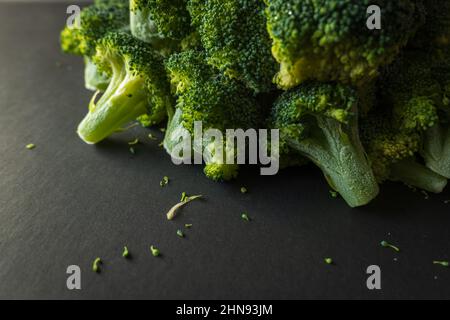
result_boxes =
[0,3,450,300]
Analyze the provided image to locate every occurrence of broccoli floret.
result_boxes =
[265,0,424,90]
[187,0,278,93]
[60,2,129,91]
[270,82,379,207]
[164,50,264,180]
[77,32,173,144]
[130,0,192,47]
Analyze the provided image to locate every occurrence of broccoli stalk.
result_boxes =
[77,32,172,144]
[271,83,379,207]
[84,57,110,92]
[390,157,448,193]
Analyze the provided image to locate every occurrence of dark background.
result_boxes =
[0,2,449,300]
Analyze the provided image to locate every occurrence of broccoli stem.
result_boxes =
[390,158,448,194]
[287,116,379,207]
[77,73,149,144]
[422,124,450,179]
[84,57,110,92]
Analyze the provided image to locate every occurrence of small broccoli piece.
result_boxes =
[165,50,263,180]
[130,0,191,50]
[265,0,424,90]
[77,32,173,144]
[270,82,379,207]
[188,0,278,93]
[60,2,129,91]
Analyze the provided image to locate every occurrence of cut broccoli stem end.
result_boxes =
[77,75,149,144]
[287,117,379,207]
[390,158,448,194]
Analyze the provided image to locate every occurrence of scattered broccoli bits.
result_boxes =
[26,144,36,150]
[433,261,449,267]
[324,258,334,265]
[122,246,130,258]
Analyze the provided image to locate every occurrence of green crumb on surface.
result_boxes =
[92,258,102,273]
[330,190,338,198]
[148,133,157,140]
[160,176,169,187]
[381,241,400,252]
[26,144,35,150]
[180,192,187,202]
[324,258,333,265]
[128,138,139,145]
[240,187,248,194]
[177,230,184,238]
[185,224,193,228]
[433,261,449,267]
[150,245,160,257]
[241,213,250,222]
[122,246,129,258]
[129,147,135,155]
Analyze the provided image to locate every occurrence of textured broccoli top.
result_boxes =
[188,0,278,93]
[60,3,129,57]
[131,0,192,40]
[265,0,424,89]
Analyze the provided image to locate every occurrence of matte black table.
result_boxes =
[0,2,449,299]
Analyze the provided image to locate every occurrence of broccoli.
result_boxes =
[265,0,424,90]
[421,50,450,178]
[60,2,129,91]
[270,82,379,207]
[130,0,191,50]
[360,111,447,194]
[77,32,173,144]
[165,50,264,180]
[187,0,278,93]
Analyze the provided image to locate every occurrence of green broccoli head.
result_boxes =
[164,50,264,181]
[270,82,379,207]
[265,0,424,90]
[60,3,129,57]
[187,0,278,93]
[130,0,192,47]
[77,32,173,144]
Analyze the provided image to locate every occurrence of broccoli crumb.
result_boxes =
[129,147,135,155]
[26,144,36,150]
[433,261,449,267]
[160,176,169,187]
[324,258,334,265]
[122,246,129,258]
[148,133,157,140]
[150,245,160,257]
[330,190,338,198]
[240,187,248,194]
[128,138,139,145]
[185,224,193,228]
[241,213,250,222]
[381,241,400,252]
[92,258,102,273]
[177,229,184,238]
